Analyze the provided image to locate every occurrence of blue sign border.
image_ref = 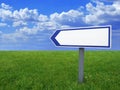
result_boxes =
[51,26,111,48]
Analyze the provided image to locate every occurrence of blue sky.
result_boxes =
[0,0,120,50]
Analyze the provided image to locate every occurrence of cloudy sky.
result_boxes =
[0,0,119,50]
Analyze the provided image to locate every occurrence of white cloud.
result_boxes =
[50,10,84,26]
[38,14,48,22]
[0,8,12,21]
[85,1,120,25]
[17,21,60,35]
[113,0,120,10]
[17,27,38,35]
[13,21,27,27]
[0,5,40,22]
[13,8,39,22]
[1,3,12,10]
[0,22,8,27]
[1,32,28,43]
[36,21,61,31]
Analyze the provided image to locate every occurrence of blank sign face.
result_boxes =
[51,26,111,48]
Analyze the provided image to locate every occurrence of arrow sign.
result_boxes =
[51,25,112,83]
[51,26,111,48]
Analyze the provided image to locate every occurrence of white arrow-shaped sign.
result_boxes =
[51,26,111,48]
[51,25,112,83]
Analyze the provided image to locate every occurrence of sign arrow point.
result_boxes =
[51,30,61,46]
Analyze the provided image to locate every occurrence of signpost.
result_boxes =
[51,26,111,83]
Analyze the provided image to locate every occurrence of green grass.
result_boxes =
[0,51,120,90]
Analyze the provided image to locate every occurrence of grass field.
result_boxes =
[0,51,120,90]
